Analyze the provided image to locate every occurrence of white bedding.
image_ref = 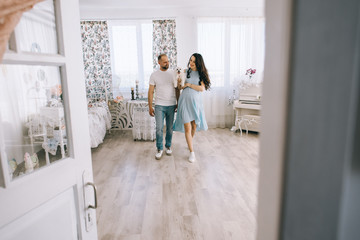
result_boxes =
[88,102,111,148]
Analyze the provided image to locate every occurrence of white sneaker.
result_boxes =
[165,147,172,155]
[155,150,163,160]
[188,152,196,163]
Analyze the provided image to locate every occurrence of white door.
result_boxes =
[0,0,98,239]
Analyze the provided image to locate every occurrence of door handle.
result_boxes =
[86,182,98,209]
[82,171,97,231]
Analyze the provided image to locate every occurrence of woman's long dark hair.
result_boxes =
[186,53,211,90]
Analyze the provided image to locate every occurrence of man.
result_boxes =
[148,54,179,160]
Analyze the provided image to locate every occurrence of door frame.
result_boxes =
[256,0,293,239]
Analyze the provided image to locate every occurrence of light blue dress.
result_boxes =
[173,70,208,132]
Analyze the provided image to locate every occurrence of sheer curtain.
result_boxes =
[108,20,153,99]
[229,18,265,88]
[16,1,58,54]
[197,17,265,128]
[108,19,176,99]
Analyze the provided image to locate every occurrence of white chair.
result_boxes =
[26,114,49,163]
[236,114,261,135]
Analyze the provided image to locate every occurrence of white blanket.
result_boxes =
[88,104,111,148]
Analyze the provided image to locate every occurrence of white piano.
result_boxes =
[232,85,261,134]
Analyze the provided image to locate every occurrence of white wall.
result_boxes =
[79,6,264,20]
[79,6,264,68]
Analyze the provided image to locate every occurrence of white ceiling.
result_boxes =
[79,0,263,9]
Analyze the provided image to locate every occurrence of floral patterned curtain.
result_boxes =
[152,20,177,69]
[80,21,113,103]
[0,0,43,61]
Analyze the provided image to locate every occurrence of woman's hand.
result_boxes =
[184,82,205,92]
[184,82,191,89]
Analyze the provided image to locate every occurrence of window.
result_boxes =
[197,17,265,88]
[1,0,69,183]
[108,20,153,98]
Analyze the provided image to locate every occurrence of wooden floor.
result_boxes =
[91,128,259,240]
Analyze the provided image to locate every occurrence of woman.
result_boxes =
[173,53,211,163]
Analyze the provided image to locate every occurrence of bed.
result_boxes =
[86,81,112,148]
[87,100,111,148]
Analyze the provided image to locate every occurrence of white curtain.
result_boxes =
[197,17,265,128]
[108,20,153,99]
[0,0,43,60]
[229,18,265,88]
[16,0,58,54]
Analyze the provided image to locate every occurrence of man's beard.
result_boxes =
[161,65,169,70]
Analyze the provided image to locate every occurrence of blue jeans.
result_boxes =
[154,105,176,150]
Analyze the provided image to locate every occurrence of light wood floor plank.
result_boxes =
[92,129,259,240]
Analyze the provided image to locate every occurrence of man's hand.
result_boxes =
[149,107,155,116]
[148,84,155,116]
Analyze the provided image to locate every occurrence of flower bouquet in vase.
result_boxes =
[236,68,258,90]
[234,68,262,102]
[246,68,256,79]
